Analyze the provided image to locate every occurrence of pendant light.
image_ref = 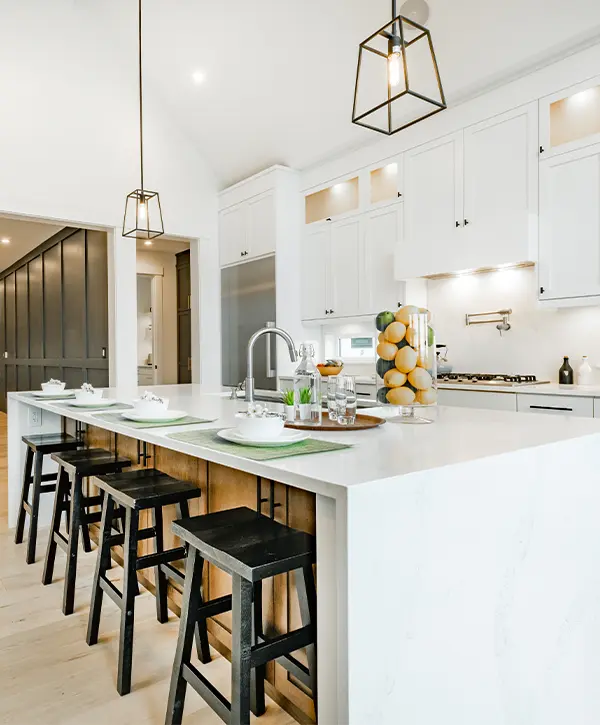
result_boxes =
[123,0,164,240]
[352,0,446,135]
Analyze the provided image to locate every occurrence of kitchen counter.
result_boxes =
[8,384,600,725]
[438,381,600,396]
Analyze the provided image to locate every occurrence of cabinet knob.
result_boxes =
[540,286,545,295]
[326,217,332,222]
[397,192,402,198]
[325,310,329,315]
[455,221,461,228]
[464,219,470,226]
[330,309,335,314]
[539,145,545,154]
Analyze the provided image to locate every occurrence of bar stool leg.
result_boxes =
[25,452,44,565]
[14,447,34,545]
[63,473,83,615]
[176,498,211,665]
[152,506,169,624]
[80,477,93,553]
[250,581,266,717]
[231,573,253,725]
[117,507,139,696]
[165,548,203,725]
[42,466,69,586]
[296,564,318,716]
[86,495,115,646]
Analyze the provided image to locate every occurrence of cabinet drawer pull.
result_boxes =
[529,404,573,412]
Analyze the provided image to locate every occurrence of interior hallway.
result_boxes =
[0,414,295,725]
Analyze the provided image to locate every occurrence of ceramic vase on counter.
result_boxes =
[375,305,437,424]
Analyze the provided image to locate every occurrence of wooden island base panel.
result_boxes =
[85,424,317,725]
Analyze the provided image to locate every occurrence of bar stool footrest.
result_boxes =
[99,575,125,609]
[54,531,69,552]
[39,483,57,494]
[107,526,156,548]
[136,546,186,571]
[183,663,231,723]
[251,625,313,669]
[161,562,185,588]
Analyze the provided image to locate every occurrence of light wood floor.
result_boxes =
[0,414,295,725]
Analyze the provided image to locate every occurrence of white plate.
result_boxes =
[217,428,310,448]
[68,399,119,409]
[32,390,75,400]
[121,410,188,423]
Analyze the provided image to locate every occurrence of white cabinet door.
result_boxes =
[247,191,276,259]
[329,216,361,318]
[517,394,594,418]
[538,143,600,301]
[402,132,463,278]
[438,388,517,411]
[363,203,404,314]
[463,104,537,268]
[302,225,330,320]
[219,203,247,266]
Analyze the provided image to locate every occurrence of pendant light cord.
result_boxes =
[138,0,144,192]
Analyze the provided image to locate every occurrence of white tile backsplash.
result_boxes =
[428,266,600,383]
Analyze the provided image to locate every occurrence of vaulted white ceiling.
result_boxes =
[113,0,600,187]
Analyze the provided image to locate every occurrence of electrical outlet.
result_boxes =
[29,407,42,427]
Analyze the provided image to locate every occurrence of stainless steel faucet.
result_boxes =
[245,327,298,403]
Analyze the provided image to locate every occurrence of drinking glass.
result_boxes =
[335,376,357,426]
[327,377,339,420]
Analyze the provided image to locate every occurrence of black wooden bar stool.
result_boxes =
[165,507,317,725]
[14,433,83,564]
[42,448,132,615]
[86,468,208,696]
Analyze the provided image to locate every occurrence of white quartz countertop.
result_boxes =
[11,384,600,497]
[438,382,600,396]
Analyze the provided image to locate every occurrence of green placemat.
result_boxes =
[167,429,352,460]
[92,412,216,429]
[54,402,134,412]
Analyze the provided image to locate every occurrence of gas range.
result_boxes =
[437,373,550,387]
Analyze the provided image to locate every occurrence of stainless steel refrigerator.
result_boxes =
[221,256,277,391]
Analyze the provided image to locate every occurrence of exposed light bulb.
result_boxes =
[144,240,153,246]
[388,51,402,88]
[192,70,205,85]
[0,238,9,245]
[138,200,147,222]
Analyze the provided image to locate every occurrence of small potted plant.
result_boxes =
[298,386,312,421]
[282,389,296,422]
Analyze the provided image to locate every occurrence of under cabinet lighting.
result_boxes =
[0,238,9,245]
[192,70,206,85]
[424,261,535,280]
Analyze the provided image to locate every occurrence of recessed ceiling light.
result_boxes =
[1,238,10,245]
[192,70,206,85]
[144,240,153,246]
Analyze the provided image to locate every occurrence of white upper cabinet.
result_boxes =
[539,76,600,159]
[302,224,329,320]
[538,143,600,301]
[247,191,276,259]
[402,132,463,278]
[364,203,404,313]
[219,203,248,267]
[462,103,538,269]
[329,216,362,318]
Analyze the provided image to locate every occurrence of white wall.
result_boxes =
[136,275,153,367]
[0,1,219,388]
[429,266,600,382]
[136,250,179,384]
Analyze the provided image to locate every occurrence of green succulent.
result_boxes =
[299,386,312,405]
[283,389,295,406]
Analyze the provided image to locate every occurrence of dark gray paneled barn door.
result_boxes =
[0,227,109,411]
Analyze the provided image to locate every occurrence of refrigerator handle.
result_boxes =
[266,320,276,378]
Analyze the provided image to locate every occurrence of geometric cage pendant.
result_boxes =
[123,188,164,240]
[352,8,446,135]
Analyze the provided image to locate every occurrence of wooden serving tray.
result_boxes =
[285,411,385,431]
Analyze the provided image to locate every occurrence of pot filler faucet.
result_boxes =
[245,327,298,404]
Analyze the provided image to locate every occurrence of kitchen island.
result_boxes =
[8,384,600,725]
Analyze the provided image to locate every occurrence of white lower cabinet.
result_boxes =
[516,393,594,417]
[438,389,517,411]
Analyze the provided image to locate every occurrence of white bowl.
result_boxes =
[133,397,169,417]
[235,413,285,441]
[41,381,66,393]
[75,388,103,403]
